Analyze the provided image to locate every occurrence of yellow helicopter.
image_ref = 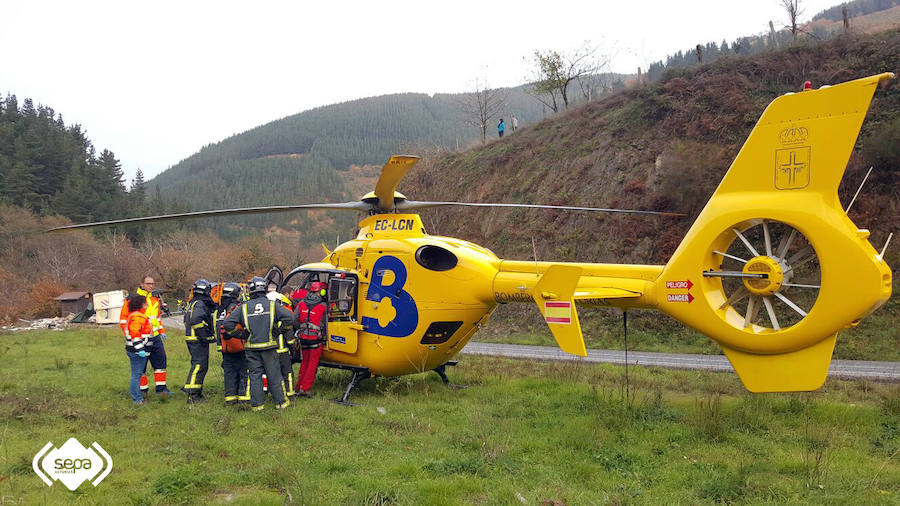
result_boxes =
[50,73,894,402]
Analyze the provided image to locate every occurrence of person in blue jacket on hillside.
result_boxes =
[498,118,505,138]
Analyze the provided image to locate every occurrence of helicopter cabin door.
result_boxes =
[325,275,360,354]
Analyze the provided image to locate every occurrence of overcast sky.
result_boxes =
[2,0,840,181]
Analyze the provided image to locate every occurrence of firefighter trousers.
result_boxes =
[246,349,287,409]
[184,340,210,396]
[140,336,169,393]
[222,351,249,402]
[278,350,295,397]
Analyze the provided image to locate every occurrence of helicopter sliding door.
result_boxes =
[326,275,360,354]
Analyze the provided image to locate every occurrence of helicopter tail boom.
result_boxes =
[493,261,665,357]
[655,72,894,392]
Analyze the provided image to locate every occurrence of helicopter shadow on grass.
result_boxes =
[312,362,485,406]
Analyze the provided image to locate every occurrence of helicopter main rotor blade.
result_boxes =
[375,155,420,211]
[395,200,684,217]
[46,201,370,232]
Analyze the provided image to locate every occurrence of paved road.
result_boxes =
[163,316,185,331]
[461,342,900,381]
[162,317,899,381]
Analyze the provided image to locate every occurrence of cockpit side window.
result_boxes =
[328,277,357,321]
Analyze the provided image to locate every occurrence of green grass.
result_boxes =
[0,328,898,505]
[474,295,900,361]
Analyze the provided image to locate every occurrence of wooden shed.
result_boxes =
[53,292,92,316]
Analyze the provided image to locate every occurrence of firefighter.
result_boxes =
[222,276,295,411]
[120,275,173,397]
[124,294,152,405]
[183,279,215,403]
[268,283,297,398]
[214,282,249,405]
[295,281,328,397]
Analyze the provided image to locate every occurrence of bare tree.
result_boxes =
[577,53,613,101]
[457,78,508,144]
[527,42,608,112]
[526,50,563,113]
[780,0,804,42]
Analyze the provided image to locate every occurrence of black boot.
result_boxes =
[187,393,206,404]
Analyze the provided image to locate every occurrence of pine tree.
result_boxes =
[3,162,41,208]
[22,98,35,117]
[130,168,147,208]
[52,162,94,222]
[94,149,126,219]
[4,94,17,115]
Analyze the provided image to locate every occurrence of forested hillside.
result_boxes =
[0,96,129,221]
[148,85,605,237]
[647,0,900,81]
[155,88,548,176]
[0,94,192,238]
[813,0,900,20]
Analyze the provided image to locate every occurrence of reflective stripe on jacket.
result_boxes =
[222,296,294,351]
[136,287,166,336]
[185,298,215,342]
[125,311,151,352]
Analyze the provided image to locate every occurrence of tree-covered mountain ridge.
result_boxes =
[147,80,636,238]
[150,87,550,189]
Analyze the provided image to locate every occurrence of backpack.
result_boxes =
[218,302,246,353]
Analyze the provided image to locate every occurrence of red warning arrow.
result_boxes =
[665,279,693,290]
[666,293,694,303]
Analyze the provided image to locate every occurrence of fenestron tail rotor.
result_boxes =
[703,220,821,332]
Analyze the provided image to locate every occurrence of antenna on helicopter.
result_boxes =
[878,232,894,261]
[845,166,873,214]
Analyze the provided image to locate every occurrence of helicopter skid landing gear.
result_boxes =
[433,361,468,389]
[334,369,371,406]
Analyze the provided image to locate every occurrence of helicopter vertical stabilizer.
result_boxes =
[656,72,894,392]
[531,265,587,357]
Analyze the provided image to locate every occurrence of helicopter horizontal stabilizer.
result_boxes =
[532,265,587,357]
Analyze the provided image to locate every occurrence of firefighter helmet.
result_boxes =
[248,276,267,297]
[221,282,242,301]
[192,278,212,297]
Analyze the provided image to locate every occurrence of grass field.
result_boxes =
[0,328,898,505]
[474,295,900,362]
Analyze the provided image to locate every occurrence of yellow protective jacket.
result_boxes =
[136,287,167,337]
